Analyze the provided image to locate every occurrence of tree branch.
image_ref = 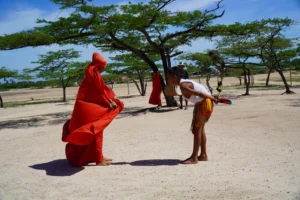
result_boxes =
[108,32,158,71]
[138,29,160,50]
[161,4,225,46]
[170,51,183,58]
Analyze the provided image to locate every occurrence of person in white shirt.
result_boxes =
[167,68,218,164]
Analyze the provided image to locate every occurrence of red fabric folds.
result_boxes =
[62,52,124,166]
[149,72,162,105]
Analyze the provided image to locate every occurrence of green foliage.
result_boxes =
[291,58,300,70]
[29,49,84,83]
[179,53,214,75]
[107,54,154,76]
[216,18,297,69]
[0,80,62,90]
[228,67,243,77]
[106,53,154,95]
[26,48,87,101]
[102,74,122,83]
[0,67,18,80]
[215,18,298,94]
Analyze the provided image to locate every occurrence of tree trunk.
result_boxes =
[164,93,178,106]
[61,78,69,102]
[160,76,178,107]
[63,86,67,102]
[243,68,250,95]
[206,74,212,94]
[144,78,148,95]
[238,77,242,85]
[140,79,146,96]
[198,74,201,83]
[251,71,254,86]
[159,49,178,107]
[266,68,272,87]
[127,81,130,95]
[216,76,223,96]
[137,72,147,96]
[243,70,247,86]
[276,69,295,94]
[129,74,147,96]
[0,95,3,108]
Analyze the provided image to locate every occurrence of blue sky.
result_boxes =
[0,0,299,72]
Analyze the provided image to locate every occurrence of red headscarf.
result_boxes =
[92,52,107,68]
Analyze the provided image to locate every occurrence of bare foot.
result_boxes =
[96,160,111,166]
[198,154,208,161]
[181,157,198,164]
[104,157,113,161]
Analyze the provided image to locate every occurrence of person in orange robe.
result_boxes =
[62,52,124,167]
[149,71,162,109]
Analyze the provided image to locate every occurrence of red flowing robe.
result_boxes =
[149,72,162,105]
[62,53,124,167]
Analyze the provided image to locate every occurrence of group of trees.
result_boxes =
[0,0,299,107]
[28,49,88,101]
[212,19,299,95]
[177,19,299,96]
[0,67,18,107]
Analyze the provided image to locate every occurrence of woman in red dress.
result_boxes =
[62,52,124,166]
[149,71,162,109]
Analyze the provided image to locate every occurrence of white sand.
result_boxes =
[0,73,300,200]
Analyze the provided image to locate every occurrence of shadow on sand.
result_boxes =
[112,159,181,166]
[29,159,84,176]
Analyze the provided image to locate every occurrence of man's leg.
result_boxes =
[182,105,205,164]
[182,127,200,164]
[198,127,208,161]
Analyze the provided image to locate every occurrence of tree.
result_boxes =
[102,74,122,90]
[210,48,254,95]
[106,54,154,96]
[0,0,226,106]
[215,18,298,94]
[291,58,300,70]
[260,36,297,93]
[206,50,230,95]
[28,49,86,102]
[291,43,300,71]
[0,67,18,107]
[227,67,243,85]
[178,52,215,92]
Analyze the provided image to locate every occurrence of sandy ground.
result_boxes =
[0,73,300,200]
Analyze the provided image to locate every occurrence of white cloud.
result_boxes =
[111,0,216,12]
[0,7,96,71]
[0,8,70,35]
[0,9,43,35]
[168,0,217,12]
[179,38,215,53]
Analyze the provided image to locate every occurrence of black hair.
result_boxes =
[166,67,181,79]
